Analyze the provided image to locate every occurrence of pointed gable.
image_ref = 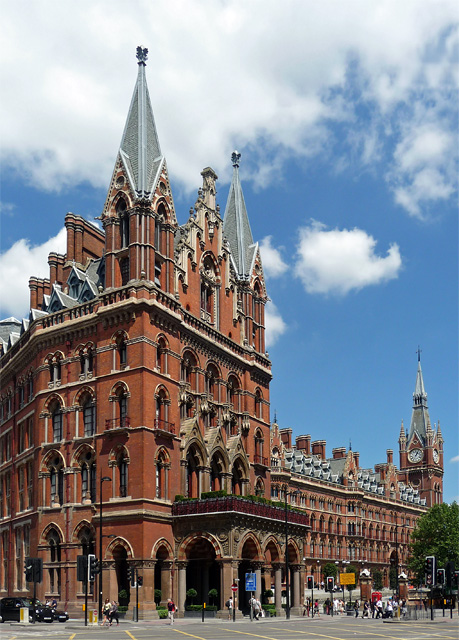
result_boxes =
[408,350,431,446]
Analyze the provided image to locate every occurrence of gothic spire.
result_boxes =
[118,46,164,199]
[223,151,256,280]
[408,349,431,446]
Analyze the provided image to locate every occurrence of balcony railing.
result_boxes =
[253,454,269,466]
[172,496,310,527]
[105,416,130,430]
[153,418,175,434]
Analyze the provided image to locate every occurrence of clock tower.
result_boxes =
[398,351,444,506]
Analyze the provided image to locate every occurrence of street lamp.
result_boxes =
[282,484,298,620]
[99,476,112,620]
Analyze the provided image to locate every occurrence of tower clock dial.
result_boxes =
[408,448,423,463]
[433,449,439,463]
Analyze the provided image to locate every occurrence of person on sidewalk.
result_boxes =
[167,599,176,625]
[108,601,119,626]
[101,598,111,626]
[226,596,233,620]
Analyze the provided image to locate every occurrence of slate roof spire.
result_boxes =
[118,46,164,199]
[223,151,256,280]
[408,348,431,446]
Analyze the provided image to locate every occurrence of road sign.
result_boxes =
[245,572,257,591]
[339,572,355,585]
[231,584,238,592]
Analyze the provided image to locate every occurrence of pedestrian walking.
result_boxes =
[101,598,111,626]
[167,598,176,625]
[108,601,119,626]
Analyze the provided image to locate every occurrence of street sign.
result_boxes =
[231,584,238,592]
[339,572,355,585]
[245,572,257,591]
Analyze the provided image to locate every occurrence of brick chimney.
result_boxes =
[280,428,292,449]
[296,434,311,455]
[387,449,393,464]
[332,447,346,459]
[312,440,326,459]
[354,451,360,468]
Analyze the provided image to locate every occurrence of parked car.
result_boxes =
[0,597,54,623]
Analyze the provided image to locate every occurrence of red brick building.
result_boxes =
[0,48,443,618]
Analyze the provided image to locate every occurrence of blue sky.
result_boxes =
[1,0,458,502]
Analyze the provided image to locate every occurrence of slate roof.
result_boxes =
[408,356,431,446]
[223,152,257,280]
[283,449,426,506]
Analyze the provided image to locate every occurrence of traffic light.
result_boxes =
[453,571,459,589]
[128,566,136,587]
[88,555,100,582]
[326,577,334,592]
[77,555,87,582]
[25,558,34,582]
[137,575,143,587]
[425,556,436,586]
[33,558,43,583]
[436,568,445,585]
[307,575,314,590]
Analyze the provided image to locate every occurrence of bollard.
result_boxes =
[202,602,206,622]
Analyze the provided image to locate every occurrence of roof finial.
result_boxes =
[349,439,352,451]
[136,46,148,66]
[273,410,277,424]
[417,345,422,362]
[231,150,241,167]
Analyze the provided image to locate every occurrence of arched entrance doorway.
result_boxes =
[238,537,260,612]
[154,544,172,604]
[185,538,220,607]
[112,545,130,606]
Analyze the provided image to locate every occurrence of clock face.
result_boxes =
[408,448,423,463]
[433,449,439,463]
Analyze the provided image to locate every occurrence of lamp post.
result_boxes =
[99,476,112,620]
[282,484,298,620]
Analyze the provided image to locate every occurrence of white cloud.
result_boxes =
[294,221,402,295]
[0,202,16,216]
[259,236,288,278]
[450,455,459,464]
[265,301,287,348]
[0,0,456,217]
[0,229,67,319]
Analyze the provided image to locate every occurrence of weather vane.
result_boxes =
[136,46,148,65]
[231,150,241,167]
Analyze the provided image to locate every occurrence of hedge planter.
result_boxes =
[184,610,217,618]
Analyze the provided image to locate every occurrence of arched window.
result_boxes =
[186,447,200,498]
[47,528,62,595]
[181,352,198,392]
[227,374,240,412]
[120,257,130,286]
[114,333,128,369]
[117,451,128,498]
[155,388,169,429]
[255,477,264,497]
[254,429,264,464]
[200,255,218,325]
[156,449,169,500]
[116,388,128,428]
[157,337,167,373]
[49,456,64,506]
[82,394,96,437]
[254,389,263,419]
[210,453,224,492]
[231,459,244,496]
[81,451,96,503]
[51,402,63,442]
[117,199,129,248]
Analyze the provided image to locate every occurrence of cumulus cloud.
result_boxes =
[0,229,67,319]
[0,0,456,217]
[450,455,459,464]
[265,301,287,348]
[259,236,288,278]
[294,220,402,295]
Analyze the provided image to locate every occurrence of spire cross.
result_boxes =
[136,46,148,66]
[417,346,422,362]
[231,150,241,167]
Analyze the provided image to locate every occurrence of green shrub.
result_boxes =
[157,605,166,610]
[118,605,128,613]
[186,604,203,611]
[158,609,168,619]
[154,589,162,605]
[201,490,228,499]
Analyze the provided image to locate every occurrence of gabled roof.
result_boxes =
[117,46,164,200]
[223,151,257,280]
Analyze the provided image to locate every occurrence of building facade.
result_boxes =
[0,48,443,617]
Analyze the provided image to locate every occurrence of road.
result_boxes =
[2,614,458,640]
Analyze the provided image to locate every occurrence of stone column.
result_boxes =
[272,562,284,617]
[176,561,187,617]
[254,562,263,601]
[161,561,172,603]
[291,565,301,613]
[219,559,235,611]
